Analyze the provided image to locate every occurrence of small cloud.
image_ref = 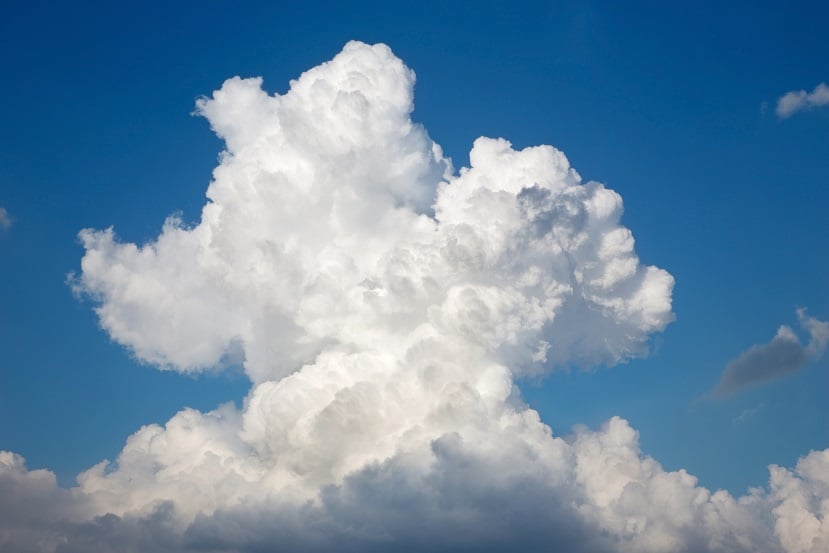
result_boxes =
[733,403,764,425]
[775,82,829,119]
[713,309,829,397]
[0,207,11,231]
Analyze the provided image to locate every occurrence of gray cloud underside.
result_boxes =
[714,310,829,397]
[3,435,829,553]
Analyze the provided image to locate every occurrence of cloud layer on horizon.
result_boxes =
[2,42,827,553]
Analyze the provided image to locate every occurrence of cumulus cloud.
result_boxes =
[776,82,829,118]
[713,309,829,397]
[5,419,829,553]
[2,42,826,553]
[0,207,11,231]
[71,42,672,382]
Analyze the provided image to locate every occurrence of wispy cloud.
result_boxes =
[775,82,829,118]
[0,207,11,231]
[713,309,829,397]
[733,403,764,425]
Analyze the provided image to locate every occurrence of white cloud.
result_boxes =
[2,42,826,552]
[0,207,11,231]
[776,82,829,118]
[713,309,828,397]
[72,41,672,383]
[4,419,829,553]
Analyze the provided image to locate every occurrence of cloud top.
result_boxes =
[776,82,829,118]
[73,41,674,384]
[713,309,829,397]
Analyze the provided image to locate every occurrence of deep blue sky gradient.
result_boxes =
[1,1,827,493]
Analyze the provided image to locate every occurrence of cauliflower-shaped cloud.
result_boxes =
[2,42,824,553]
[74,41,673,384]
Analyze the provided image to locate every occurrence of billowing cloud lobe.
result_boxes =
[3,42,828,553]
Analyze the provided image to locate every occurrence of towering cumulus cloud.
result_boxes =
[2,42,827,553]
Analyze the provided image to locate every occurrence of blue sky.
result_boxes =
[1,0,827,505]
